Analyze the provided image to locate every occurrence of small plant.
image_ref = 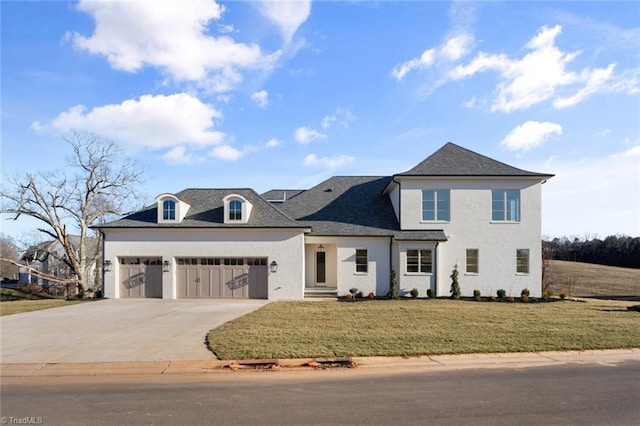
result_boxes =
[387,269,400,300]
[506,296,515,303]
[356,291,363,299]
[426,288,433,298]
[497,289,506,299]
[349,287,359,296]
[487,295,496,302]
[450,264,460,299]
[344,293,353,300]
[521,294,529,303]
[521,288,530,297]
[542,289,553,300]
[367,292,375,300]
[559,292,567,300]
[473,289,481,301]
[410,288,419,298]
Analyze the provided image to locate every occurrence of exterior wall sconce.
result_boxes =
[103,260,112,272]
[162,260,171,273]
[270,260,278,273]
[317,244,325,252]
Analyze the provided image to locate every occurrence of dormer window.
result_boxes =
[229,200,242,221]
[155,193,190,224]
[163,200,176,220]
[223,194,253,224]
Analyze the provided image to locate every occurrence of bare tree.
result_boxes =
[0,234,20,279]
[1,131,144,294]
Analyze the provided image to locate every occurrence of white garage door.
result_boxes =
[177,258,268,299]
[119,257,163,298]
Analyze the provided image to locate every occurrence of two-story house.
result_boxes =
[97,143,552,300]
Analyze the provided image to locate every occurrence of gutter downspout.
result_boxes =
[434,241,439,297]
[99,230,106,296]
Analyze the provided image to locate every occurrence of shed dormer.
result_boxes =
[155,193,191,224]
[223,194,253,224]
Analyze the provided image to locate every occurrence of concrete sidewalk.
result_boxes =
[2,349,638,377]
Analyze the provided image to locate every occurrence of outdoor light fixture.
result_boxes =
[270,260,278,273]
[162,260,170,273]
[318,244,325,252]
[103,260,112,272]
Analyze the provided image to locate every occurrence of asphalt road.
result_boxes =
[1,361,639,425]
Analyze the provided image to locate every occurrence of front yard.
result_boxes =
[207,298,640,360]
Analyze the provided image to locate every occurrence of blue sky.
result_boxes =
[2,0,639,241]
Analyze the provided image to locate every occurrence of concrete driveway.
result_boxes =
[0,299,268,363]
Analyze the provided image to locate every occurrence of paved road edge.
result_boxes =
[1,349,639,377]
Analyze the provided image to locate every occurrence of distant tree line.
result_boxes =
[544,235,640,269]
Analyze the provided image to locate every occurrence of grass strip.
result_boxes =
[208,299,640,360]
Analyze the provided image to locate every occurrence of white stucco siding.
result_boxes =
[305,236,391,296]
[396,242,438,298]
[102,228,305,300]
[399,178,544,298]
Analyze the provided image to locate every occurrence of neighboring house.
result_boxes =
[97,143,553,300]
[20,237,100,291]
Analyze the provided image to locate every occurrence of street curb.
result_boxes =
[1,349,639,378]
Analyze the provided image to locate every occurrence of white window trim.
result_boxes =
[465,248,479,275]
[405,249,433,275]
[223,194,253,224]
[354,248,368,275]
[516,248,530,275]
[421,189,451,223]
[491,189,521,223]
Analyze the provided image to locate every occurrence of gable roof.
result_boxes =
[97,188,306,229]
[275,176,401,236]
[397,142,554,178]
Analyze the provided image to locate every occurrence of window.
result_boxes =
[162,200,176,220]
[466,249,479,274]
[406,249,432,273]
[229,200,242,221]
[516,249,530,274]
[355,249,368,273]
[492,190,520,222]
[422,190,450,221]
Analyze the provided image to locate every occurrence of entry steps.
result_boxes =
[304,288,338,299]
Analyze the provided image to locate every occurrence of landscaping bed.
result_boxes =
[207,298,640,360]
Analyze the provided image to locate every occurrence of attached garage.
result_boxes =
[119,257,163,298]
[176,258,268,299]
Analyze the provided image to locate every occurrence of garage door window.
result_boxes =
[120,258,162,265]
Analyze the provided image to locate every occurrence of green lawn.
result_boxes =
[0,288,84,316]
[207,299,640,360]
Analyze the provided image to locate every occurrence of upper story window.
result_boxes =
[162,200,176,220]
[492,190,520,222]
[228,200,242,221]
[422,190,450,221]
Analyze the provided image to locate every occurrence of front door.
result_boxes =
[316,251,326,287]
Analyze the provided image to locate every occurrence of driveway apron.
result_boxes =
[0,299,268,363]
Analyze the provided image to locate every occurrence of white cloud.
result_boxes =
[71,0,278,91]
[612,144,640,158]
[265,138,282,148]
[163,146,204,165]
[440,33,473,61]
[553,64,616,108]
[321,108,357,129]
[392,49,435,81]
[257,0,311,44]
[450,25,621,112]
[41,93,225,149]
[303,154,355,169]
[251,90,269,108]
[294,126,326,144]
[209,144,244,161]
[501,121,562,153]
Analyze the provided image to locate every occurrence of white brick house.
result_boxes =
[97,143,552,300]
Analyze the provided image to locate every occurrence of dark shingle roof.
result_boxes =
[97,188,306,229]
[398,142,554,177]
[394,231,447,241]
[275,176,401,236]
